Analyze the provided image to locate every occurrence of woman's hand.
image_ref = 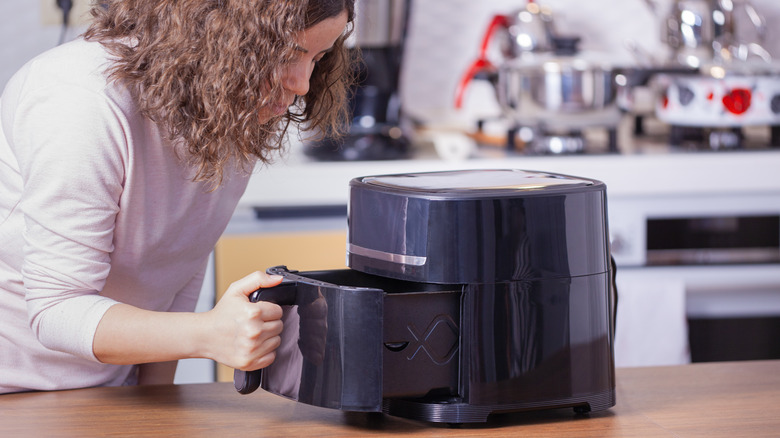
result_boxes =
[92,271,284,371]
[202,271,285,371]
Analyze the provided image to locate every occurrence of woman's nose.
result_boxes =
[282,62,312,97]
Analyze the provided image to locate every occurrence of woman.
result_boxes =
[0,0,355,393]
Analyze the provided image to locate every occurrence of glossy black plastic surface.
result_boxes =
[461,274,615,408]
[348,169,610,284]
[384,272,616,423]
[238,168,616,423]
[241,266,616,423]
[245,268,385,412]
[264,268,462,401]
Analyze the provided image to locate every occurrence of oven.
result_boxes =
[609,190,780,366]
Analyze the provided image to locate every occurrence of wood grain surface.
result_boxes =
[1,360,778,437]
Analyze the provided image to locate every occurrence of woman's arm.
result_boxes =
[93,271,284,371]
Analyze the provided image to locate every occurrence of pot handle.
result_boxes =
[478,14,509,60]
[454,14,508,108]
[233,268,298,395]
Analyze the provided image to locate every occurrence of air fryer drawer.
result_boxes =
[234,267,461,410]
[271,268,463,399]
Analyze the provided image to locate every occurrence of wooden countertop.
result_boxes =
[1,360,778,437]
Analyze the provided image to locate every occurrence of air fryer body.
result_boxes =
[238,169,616,423]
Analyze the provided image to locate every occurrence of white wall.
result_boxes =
[0,1,85,89]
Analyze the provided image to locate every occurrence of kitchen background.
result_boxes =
[3,1,780,383]
[403,0,780,127]
[4,0,780,123]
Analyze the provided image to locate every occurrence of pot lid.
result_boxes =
[356,169,596,199]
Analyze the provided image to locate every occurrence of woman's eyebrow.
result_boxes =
[294,44,334,56]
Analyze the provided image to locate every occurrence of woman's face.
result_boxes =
[258,11,349,123]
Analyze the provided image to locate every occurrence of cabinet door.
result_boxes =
[213,230,347,382]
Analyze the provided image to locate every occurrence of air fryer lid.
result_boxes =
[347,169,610,284]
[358,168,595,193]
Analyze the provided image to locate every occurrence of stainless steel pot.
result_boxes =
[456,2,622,126]
[496,56,621,126]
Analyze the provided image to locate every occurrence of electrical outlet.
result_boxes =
[40,0,94,27]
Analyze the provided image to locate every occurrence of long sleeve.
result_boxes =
[10,70,129,361]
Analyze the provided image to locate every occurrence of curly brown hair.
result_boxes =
[83,0,356,186]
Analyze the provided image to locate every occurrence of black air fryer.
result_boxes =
[235,169,616,424]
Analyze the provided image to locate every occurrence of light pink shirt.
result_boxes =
[0,38,251,393]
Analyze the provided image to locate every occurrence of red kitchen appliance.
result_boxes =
[655,62,780,149]
[234,169,617,424]
[643,0,780,149]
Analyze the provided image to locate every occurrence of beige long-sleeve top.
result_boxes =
[0,38,251,393]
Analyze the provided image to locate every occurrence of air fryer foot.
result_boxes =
[382,389,615,424]
[573,404,591,414]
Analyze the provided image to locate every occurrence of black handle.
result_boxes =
[234,268,298,395]
[247,281,298,306]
